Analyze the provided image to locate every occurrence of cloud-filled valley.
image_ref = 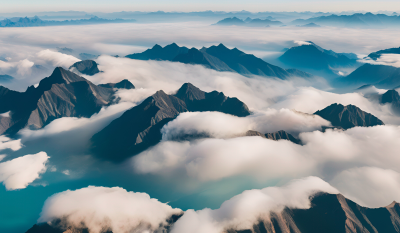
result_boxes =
[1,15,400,233]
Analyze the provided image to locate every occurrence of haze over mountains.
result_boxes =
[0,16,135,27]
[279,41,359,77]
[127,43,311,79]
[291,12,400,28]
[216,17,283,26]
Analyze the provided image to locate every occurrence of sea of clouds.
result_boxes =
[0,22,400,233]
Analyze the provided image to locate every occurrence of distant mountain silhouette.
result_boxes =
[127,43,312,79]
[90,83,250,162]
[314,103,384,130]
[69,60,100,76]
[0,16,136,27]
[368,46,400,60]
[279,41,359,75]
[126,43,189,61]
[215,17,282,27]
[342,63,400,89]
[292,12,400,28]
[98,79,135,89]
[26,192,400,233]
[0,67,117,135]
[297,22,321,27]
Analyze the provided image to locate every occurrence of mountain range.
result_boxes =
[279,41,359,76]
[25,192,400,233]
[292,13,400,28]
[0,16,136,27]
[0,67,134,135]
[90,83,251,162]
[126,43,311,79]
[215,17,283,26]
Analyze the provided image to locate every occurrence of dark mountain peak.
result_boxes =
[152,44,162,50]
[217,43,227,49]
[166,43,179,48]
[314,103,384,129]
[381,89,400,104]
[174,83,205,101]
[126,43,189,61]
[98,79,135,90]
[69,60,100,76]
[37,67,86,92]
[265,130,301,144]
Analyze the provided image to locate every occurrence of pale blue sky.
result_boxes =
[1,0,400,13]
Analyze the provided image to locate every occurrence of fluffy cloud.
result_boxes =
[37,177,337,233]
[19,102,133,141]
[132,124,400,196]
[0,135,22,152]
[133,137,313,181]
[39,186,182,233]
[331,167,400,208]
[36,49,80,68]
[171,176,338,233]
[161,110,330,140]
[0,152,49,190]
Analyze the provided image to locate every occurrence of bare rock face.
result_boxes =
[314,103,384,130]
[0,67,115,135]
[90,82,250,162]
[69,60,100,76]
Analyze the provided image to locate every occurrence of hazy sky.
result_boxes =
[1,0,400,13]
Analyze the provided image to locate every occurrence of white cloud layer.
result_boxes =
[0,135,22,152]
[0,152,49,190]
[171,177,338,233]
[39,186,182,233]
[37,177,338,233]
[161,110,330,140]
[331,166,400,208]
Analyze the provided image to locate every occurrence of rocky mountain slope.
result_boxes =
[90,83,250,162]
[314,103,384,130]
[0,67,131,135]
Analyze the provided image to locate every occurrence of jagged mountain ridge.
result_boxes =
[25,192,400,233]
[0,67,130,135]
[90,83,251,162]
[126,43,312,79]
[314,103,384,130]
